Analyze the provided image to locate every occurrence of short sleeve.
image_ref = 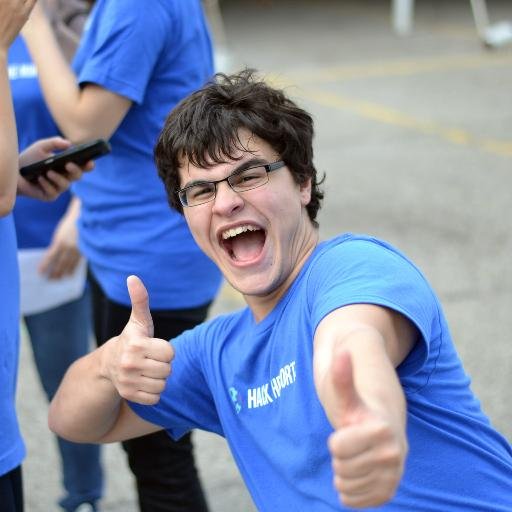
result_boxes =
[308,237,440,378]
[76,1,171,103]
[128,325,223,440]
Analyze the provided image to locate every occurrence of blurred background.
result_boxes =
[18,1,512,510]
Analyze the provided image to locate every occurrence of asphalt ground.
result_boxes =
[17,1,512,510]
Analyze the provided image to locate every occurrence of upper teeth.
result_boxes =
[222,225,260,240]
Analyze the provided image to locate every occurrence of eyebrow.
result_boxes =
[182,157,269,189]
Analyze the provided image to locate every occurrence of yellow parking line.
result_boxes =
[274,53,512,85]
[296,87,512,157]
[264,54,512,158]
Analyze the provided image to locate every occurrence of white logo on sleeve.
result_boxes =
[247,361,297,409]
[8,63,37,80]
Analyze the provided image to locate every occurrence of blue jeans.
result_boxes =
[24,288,103,512]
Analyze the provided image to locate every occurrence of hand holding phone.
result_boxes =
[19,138,111,182]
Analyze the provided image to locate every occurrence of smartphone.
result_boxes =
[19,139,111,182]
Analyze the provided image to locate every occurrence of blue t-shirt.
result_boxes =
[0,215,26,476]
[131,234,512,511]
[71,0,221,308]
[9,36,71,249]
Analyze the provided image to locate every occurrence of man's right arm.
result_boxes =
[48,275,174,443]
[48,339,162,443]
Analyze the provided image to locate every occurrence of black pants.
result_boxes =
[89,273,210,512]
[0,466,23,512]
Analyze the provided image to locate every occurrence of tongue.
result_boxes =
[230,231,264,262]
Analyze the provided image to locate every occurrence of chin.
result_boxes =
[228,275,274,297]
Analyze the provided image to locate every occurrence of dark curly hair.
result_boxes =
[155,69,324,226]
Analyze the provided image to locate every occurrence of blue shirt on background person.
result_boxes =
[0,216,24,480]
[71,0,222,310]
[8,34,104,512]
[33,1,224,509]
[10,36,71,249]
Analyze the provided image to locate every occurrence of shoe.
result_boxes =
[74,504,96,512]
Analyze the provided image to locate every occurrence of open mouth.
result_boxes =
[221,224,266,262]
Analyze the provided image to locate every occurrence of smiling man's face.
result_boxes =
[179,130,318,319]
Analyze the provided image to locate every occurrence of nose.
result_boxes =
[211,180,244,216]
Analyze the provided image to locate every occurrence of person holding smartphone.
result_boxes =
[22,1,223,510]
[1,3,92,511]
[9,2,104,511]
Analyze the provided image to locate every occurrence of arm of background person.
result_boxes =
[49,275,174,443]
[39,195,82,279]
[34,2,94,277]
[0,51,20,215]
[22,2,131,142]
[0,0,36,216]
[313,303,417,509]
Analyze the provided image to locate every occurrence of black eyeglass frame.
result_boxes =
[177,160,286,207]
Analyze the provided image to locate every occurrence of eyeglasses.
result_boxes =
[177,161,286,207]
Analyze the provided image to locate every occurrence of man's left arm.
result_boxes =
[313,303,418,509]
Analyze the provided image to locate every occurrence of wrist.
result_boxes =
[98,337,118,382]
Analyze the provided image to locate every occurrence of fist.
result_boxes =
[328,351,407,508]
[107,275,174,405]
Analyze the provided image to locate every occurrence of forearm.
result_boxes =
[48,339,124,443]
[315,327,406,430]
[318,327,409,508]
[0,52,19,215]
[65,194,81,221]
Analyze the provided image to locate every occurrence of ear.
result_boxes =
[299,177,312,206]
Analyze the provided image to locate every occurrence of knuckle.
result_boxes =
[333,475,344,493]
[339,493,364,509]
[116,373,134,390]
[375,485,397,505]
[118,357,137,372]
[373,421,393,441]
[143,394,160,406]
[154,380,166,394]
[327,431,340,453]
[125,336,145,350]
[155,340,173,360]
[331,458,343,475]
[372,474,400,504]
[164,345,174,361]
[122,340,146,358]
[377,445,402,466]
[118,386,136,401]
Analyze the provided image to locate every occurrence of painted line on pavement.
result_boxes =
[265,54,512,157]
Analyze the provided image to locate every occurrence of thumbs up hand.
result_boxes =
[328,351,407,509]
[103,275,174,405]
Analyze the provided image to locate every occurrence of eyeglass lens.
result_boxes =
[183,166,269,206]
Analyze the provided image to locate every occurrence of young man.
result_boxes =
[49,70,512,511]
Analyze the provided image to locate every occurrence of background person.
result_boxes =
[22,1,223,510]
[1,3,92,511]
[9,1,103,511]
[49,70,511,511]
